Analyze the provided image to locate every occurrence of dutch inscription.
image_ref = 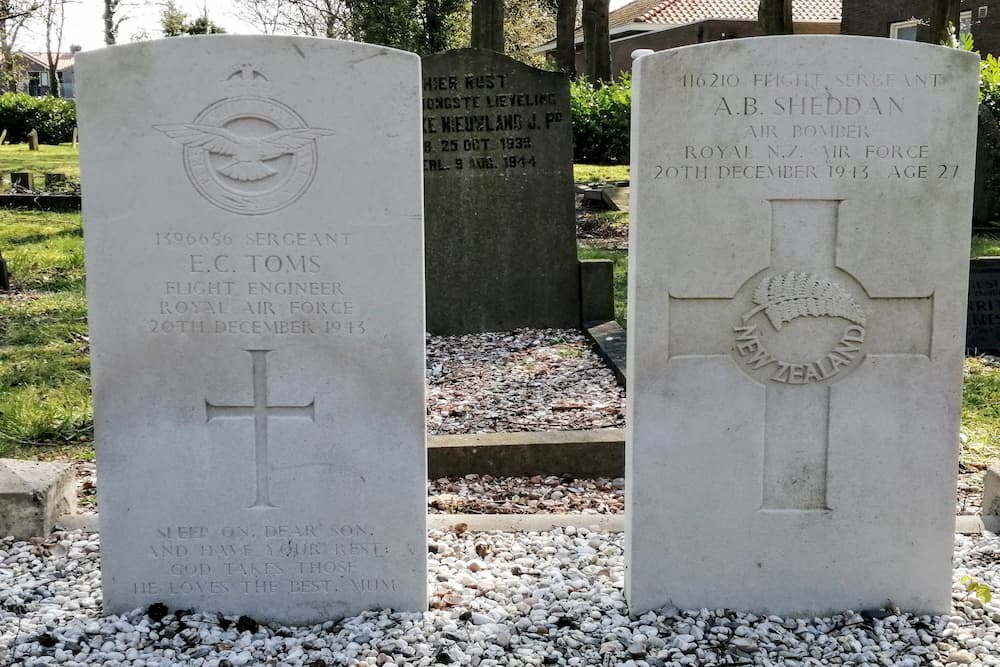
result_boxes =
[422,68,566,173]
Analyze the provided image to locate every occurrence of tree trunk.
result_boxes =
[928,0,960,44]
[758,0,793,35]
[471,0,504,52]
[554,0,575,76]
[48,63,59,97]
[103,0,117,45]
[582,0,610,82]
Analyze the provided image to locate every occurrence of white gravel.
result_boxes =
[2,529,999,666]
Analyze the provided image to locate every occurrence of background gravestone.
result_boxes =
[423,49,578,334]
[627,36,978,616]
[967,257,1000,353]
[78,37,427,624]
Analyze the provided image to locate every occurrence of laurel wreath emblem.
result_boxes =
[741,271,867,330]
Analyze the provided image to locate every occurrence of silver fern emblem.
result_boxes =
[742,271,866,330]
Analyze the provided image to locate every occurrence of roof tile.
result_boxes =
[611,0,841,27]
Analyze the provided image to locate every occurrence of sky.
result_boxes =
[20,0,635,53]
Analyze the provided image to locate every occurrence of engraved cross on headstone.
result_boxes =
[206,349,315,510]
[668,199,933,511]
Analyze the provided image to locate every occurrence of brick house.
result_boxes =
[841,1,1000,56]
[2,49,78,99]
[534,0,842,77]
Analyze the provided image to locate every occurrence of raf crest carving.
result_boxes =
[155,65,334,215]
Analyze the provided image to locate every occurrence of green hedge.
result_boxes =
[0,93,76,144]
[570,75,631,165]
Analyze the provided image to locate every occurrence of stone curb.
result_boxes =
[428,429,624,478]
[54,513,996,536]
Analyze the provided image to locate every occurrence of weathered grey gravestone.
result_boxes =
[77,37,427,624]
[967,258,1000,353]
[423,49,578,334]
[10,172,32,191]
[627,36,978,616]
[44,173,67,191]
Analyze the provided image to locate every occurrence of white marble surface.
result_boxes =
[77,36,426,624]
[626,36,979,616]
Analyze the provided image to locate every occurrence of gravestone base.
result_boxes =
[579,259,615,325]
[0,459,76,539]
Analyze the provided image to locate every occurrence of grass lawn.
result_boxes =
[972,233,1000,258]
[0,210,91,459]
[0,142,80,184]
[574,164,629,183]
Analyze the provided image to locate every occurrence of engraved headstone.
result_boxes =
[10,172,33,191]
[0,250,9,291]
[422,49,578,334]
[27,129,38,151]
[966,258,1000,353]
[627,36,978,616]
[44,173,67,191]
[77,37,427,624]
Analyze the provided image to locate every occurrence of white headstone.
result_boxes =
[627,36,978,616]
[78,37,427,624]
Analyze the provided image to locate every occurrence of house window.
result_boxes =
[889,19,920,40]
[961,10,973,37]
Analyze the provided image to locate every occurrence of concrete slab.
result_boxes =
[585,320,627,387]
[0,459,76,539]
[601,186,630,211]
[984,464,1000,516]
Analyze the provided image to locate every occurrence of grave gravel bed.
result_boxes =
[428,476,625,515]
[426,329,625,435]
[2,529,999,667]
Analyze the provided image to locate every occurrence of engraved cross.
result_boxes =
[668,199,932,511]
[206,349,315,510]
